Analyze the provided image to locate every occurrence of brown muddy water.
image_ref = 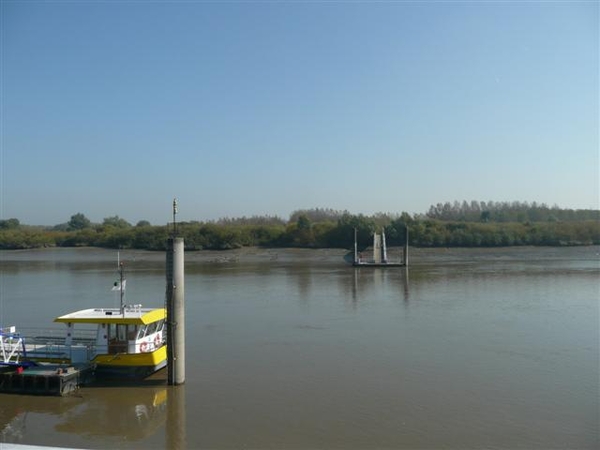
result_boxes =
[0,246,598,449]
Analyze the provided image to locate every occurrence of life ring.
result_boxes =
[154,334,162,348]
[140,342,148,353]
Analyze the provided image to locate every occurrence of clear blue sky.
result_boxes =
[1,1,598,225]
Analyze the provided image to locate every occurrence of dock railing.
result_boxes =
[1,327,26,365]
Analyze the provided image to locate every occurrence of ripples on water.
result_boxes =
[0,246,598,449]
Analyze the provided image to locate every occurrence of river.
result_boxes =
[0,246,598,449]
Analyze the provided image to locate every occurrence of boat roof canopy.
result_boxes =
[54,307,166,325]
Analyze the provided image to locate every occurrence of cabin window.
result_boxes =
[132,319,164,340]
[146,321,158,335]
[136,325,147,340]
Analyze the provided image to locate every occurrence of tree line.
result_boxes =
[426,200,598,222]
[0,202,598,250]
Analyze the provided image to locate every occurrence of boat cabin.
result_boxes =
[54,305,166,363]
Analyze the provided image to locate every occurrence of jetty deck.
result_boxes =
[353,260,406,267]
[0,363,94,396]
[352,228,409,267]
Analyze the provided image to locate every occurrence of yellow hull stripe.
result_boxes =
[92,346,167,367]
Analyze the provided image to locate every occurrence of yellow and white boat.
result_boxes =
[53,305,167,379]
[9,262,168,380]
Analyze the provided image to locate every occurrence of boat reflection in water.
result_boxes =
[1,385,187,448]
[55,387,167,439]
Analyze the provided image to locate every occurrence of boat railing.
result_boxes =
[19,327,96,344]
[2,327,166,363]
[17,327,98,363]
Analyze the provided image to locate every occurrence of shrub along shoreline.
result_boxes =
[1,216,598,251]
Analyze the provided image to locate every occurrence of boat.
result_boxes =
[53,304,167,379]
[18,262,167,380]
[51,261,167,379]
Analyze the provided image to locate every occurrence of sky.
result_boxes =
[1,1,598,226]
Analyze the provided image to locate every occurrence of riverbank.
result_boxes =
[2,245,598,267]
[2,215,598,251]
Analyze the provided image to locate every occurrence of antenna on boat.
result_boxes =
[111,259,126,312]
[118,261,125,314]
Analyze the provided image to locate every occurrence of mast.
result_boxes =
[118,262,125,314]
[172,198,178,236]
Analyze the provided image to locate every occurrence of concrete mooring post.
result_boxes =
[166,236,185,385]
[403,226,409,266]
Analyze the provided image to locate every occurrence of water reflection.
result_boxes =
[0,399,80,443]
[348,267,410,307]
[0,385,179,448]
[166,385,186,450]
[55,387,167,440]
[1,247,598,449]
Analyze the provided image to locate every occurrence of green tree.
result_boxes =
[327,213,375,248]
[0,218,20,230]
[102,216,131,228]
[292,214,314,246]
[67,213,91,231]
[297,214,311,230]
[132,226,169,250]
